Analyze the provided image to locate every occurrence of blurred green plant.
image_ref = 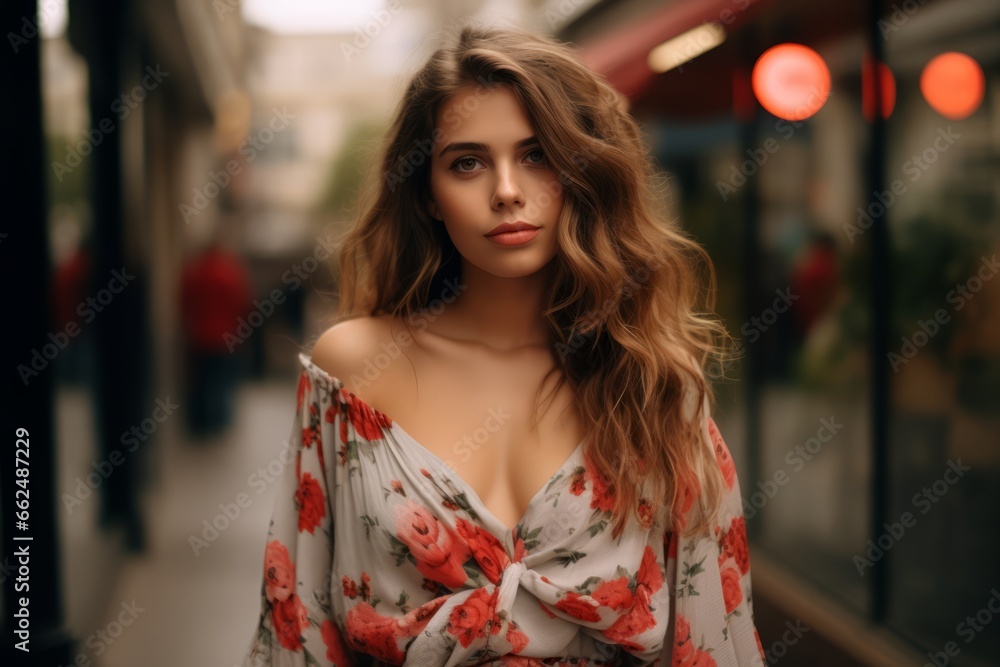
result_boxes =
[315,119,389,219]
[46,134,91,207]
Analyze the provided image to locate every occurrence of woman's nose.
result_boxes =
[491,163,524,210]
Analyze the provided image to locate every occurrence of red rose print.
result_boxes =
[296,373,310,414]
[344,600,405,664]
[271,593,308,651]
[397,596,449,638]
[569,472,586,496]
[512,535,526,563]
[719,516,751,575]
[637,498,655,529]
[505,619,530,653]
[672,467,700,529]
[555,591,601,622]
[264,540,295,604]
[393,500,471,588]
[636,544,664,594]
[602,585,656,643]
[456,518,511,585]
[390,479,405,496]
[672,614,694,667]
[359,571,371,601]
[325,403,343,466]
[344,393,393,441]
[720,564,743,614]
[305,403,327,472]
[588,467,615,513]
[295,472,326,534]
[709,419,736,490]
[447,587,501,648]
[339,411,349,445]
[321,619,353,665]
[591,576,633,611]
[302,424,319,449]
[538,599,557,619]
[342,575,358,599]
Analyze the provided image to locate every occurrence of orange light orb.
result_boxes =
[862,59,896,121]
[752,43,831,121]
[920,52,985,120]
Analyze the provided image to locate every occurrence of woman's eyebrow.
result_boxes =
[437,135,539,158]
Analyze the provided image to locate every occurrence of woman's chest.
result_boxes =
[358,348,587,534]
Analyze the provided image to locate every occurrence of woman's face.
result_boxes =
[427,84,564,279]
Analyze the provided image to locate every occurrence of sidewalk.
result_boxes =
[93,378,296,667]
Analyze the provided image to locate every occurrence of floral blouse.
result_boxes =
[241,352,767,667]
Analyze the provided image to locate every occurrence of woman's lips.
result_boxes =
[485,228,542,246]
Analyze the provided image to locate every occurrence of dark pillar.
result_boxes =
[67,0,149,553]
[1,0,78,664]
[866,0,890,624]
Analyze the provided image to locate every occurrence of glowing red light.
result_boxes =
[862,58,896,121]
[920,52,985,120]
[752,43,831,121]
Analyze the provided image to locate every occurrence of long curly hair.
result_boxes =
[331,24,736,540]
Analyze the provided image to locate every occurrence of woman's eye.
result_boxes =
[452,157,480,172]
[525,148,545,164]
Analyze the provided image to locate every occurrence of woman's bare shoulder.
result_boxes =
[310,314,395,384]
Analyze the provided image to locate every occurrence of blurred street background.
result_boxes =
[3,0,999,665]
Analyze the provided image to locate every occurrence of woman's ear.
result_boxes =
[426,199,442,221]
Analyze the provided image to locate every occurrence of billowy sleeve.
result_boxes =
[656,404,768,667]
[241,360,354,666]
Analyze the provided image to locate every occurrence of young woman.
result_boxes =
[243,25,766,667]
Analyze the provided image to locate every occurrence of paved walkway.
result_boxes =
[93,379,295,667]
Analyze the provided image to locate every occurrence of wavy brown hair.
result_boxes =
[330,24,736,540]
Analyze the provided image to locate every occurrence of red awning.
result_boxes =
[576,0,772,99]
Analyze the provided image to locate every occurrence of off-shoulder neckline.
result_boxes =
[295,351,586,536]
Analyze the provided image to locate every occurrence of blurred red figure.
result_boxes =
[50,239,95,384]
[179,239,255,437]
[790,231,839,336]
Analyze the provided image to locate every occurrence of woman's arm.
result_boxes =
[240,363,352,666]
